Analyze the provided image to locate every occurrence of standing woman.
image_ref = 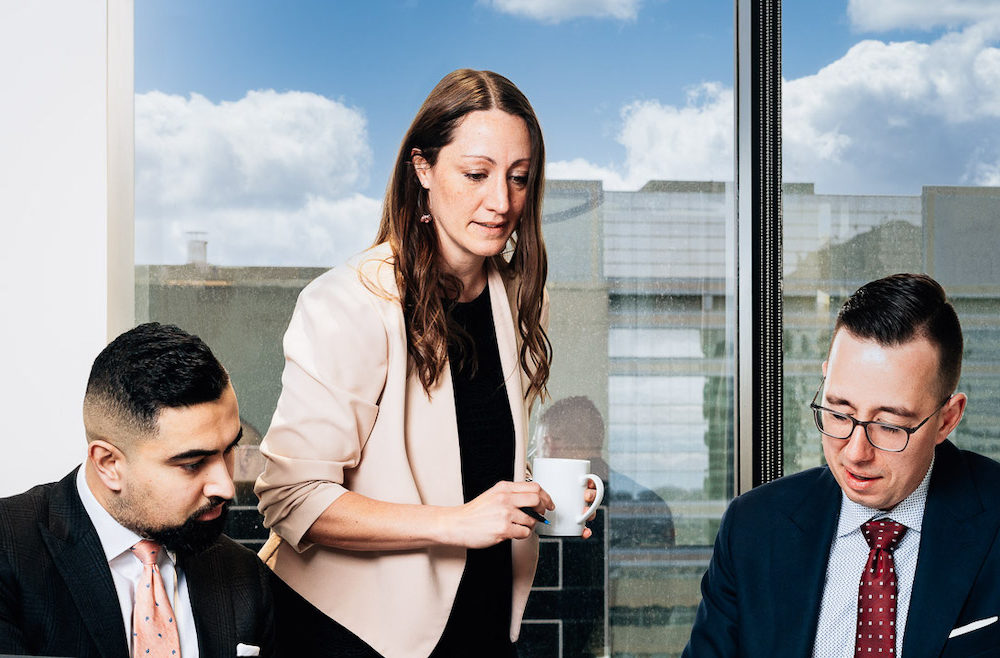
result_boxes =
[255,69,561,657]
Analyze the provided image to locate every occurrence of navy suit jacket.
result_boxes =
[684,440,1000,657]
[0,469,276,657]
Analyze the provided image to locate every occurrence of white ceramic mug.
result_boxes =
[531,458,605,537]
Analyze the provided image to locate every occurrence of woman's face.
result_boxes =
[414,108,532,276]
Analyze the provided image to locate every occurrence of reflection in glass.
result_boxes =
[530,179,735,656]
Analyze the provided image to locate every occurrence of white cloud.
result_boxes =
[548,22,1000,195]
[967,157,1000,186]
[617,84,733,186]
[138,194,382,267]
[136,89,381,266]
[848,0,1000,32]
[484,0,639,23]
[783,24,1000,192]
[547,83,732,191]
[547,158,629,189]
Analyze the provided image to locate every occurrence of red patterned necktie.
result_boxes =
[130,540,181,657]
[855,519,907,655]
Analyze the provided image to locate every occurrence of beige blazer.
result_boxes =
[254,243,542,658]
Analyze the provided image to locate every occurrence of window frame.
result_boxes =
[113,0,786,495]
[735,0,784,494]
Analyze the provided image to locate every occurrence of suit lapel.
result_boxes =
[181,544,235,657]
[902,441,999,658]
[772,468,842,656]
[39,471,129,658]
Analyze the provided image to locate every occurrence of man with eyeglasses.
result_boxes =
[684,273,1000,657]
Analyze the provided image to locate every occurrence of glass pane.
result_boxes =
[136,3,735,655]
[782,2,1000,474]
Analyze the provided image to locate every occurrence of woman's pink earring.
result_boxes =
[420,214,432,224]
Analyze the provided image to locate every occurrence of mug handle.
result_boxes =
[574,474,606,524]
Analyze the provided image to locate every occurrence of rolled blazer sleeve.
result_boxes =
[255,267,389,551]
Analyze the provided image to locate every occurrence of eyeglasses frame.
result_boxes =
[809,378,952,453]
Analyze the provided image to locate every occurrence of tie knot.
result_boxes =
[861,518,906,552]
[130,540,164,566]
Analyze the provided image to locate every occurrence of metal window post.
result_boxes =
[735,0,783,494]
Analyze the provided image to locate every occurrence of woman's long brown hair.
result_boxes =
[373,69,551,401]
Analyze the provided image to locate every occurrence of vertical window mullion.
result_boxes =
[736,0,783,494]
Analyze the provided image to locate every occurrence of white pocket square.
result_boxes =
[948,616,999,638]
[236,643,261,656]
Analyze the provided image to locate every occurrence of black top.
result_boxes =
[431,283,517,657]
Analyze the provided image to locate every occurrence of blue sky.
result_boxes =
[134,0,1000,265]
[137,0,735,199]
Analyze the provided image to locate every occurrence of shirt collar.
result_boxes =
[75,465,177,566]
[835,454,934,538]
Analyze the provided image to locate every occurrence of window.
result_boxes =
[782,1,1000,474]
[136,2,738,655]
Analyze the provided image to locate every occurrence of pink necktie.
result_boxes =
[855,519,907,655]
[130,540,181,657]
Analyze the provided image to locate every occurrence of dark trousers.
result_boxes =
[271,573,383,657]
[270,572,518,658]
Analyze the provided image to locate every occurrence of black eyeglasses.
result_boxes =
[809,378,951,452]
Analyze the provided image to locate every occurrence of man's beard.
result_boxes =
[134,498,230,554]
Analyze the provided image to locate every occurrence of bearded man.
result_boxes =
[0,322,274,657]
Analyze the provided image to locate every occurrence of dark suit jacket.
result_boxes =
[684,440,1000,657]
[0,469,275,657]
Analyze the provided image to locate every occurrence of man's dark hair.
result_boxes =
[834,273,963,396]
[83,322,229,439]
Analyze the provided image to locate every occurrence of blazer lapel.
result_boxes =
[902,441,998,658]
[40,472,130,658]
[771,468,842,656]
[181,545,236,657]
[489,264,526,480]
[489,260,539,636]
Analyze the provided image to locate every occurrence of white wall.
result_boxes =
[0,0,133,496]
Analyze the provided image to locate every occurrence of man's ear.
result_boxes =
[934,392,967,445]
[411,148,431,189]
[88,440,127,493]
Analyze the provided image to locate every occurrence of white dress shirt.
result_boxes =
[812,459,934,657]
[76,466,200,657]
